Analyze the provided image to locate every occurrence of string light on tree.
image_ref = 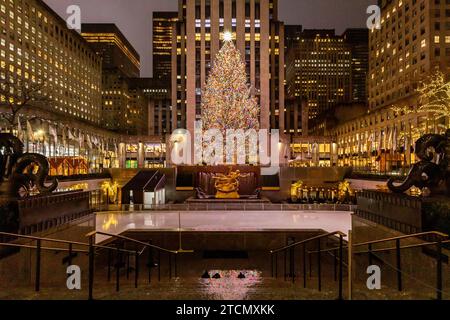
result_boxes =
[201,37,260,133]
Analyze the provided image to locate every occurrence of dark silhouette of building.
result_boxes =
[343,28,369,105]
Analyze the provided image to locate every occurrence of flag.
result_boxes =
[86,134,93,150]
[49,125,58,145]
[378,131,382,151]
[17,117,24,142]
[393,127,398,151]
[26,120,34,142]
[78,132,84,149]
[62,127,67,148]
[67,128,75,141]
[387,127,393,149]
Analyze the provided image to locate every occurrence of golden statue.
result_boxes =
[213,168,249,199]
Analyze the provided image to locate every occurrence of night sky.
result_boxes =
[44,0,375,77]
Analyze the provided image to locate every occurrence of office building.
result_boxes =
[172,0,285,135]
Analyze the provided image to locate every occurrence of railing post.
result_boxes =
[436,239,443,300]
[333,249,337,282]
[147,242,153,284]
[284,250,287,281]
[126,253,130,280]
[88,235,94,300]
[135,251,139,289]
[35,239,41,292]
[396,239,402,292]
[338,234,343,300]
[68,243,73,266]
[107,249,112,282]
[317,238,321,292]
[348,230,353,300]
[116,247,121,292]
[303,244,307,288]
[158,250,161,282]
[290,246,295,283]
[309,252,312,278]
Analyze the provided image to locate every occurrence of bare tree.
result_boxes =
[0,74,52,132]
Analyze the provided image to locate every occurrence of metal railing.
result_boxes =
[0,230,184,300]
[85,231,185,300]
[307,231,450,300]
[93,203,357,212]
[269,231,346,300]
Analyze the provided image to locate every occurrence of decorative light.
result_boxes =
[201,39,259,134]
[223,31,233,42]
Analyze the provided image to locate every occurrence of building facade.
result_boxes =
[0,0,102,124]
[153,12,178,83]
[286,29,353,121]
[172,0,285,135]
[81,24,147,135]
[343,28,369,105]
[331,0,450,174]
[368,0,448,111]
[128,77,172,137]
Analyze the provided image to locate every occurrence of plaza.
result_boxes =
[0,0,449,302]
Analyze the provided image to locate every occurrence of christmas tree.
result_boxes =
[201,37,260,133]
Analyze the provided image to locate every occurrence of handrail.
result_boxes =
[353,231,448,248]
[269,230,346,300]
[0,242,88,254]
[86,231,178,255]
[269,231,346,254]
[0,231,93,247]
[92,203,358,212]
[304,230,449,300]
[355,239,450,255]
[0,230,182,300]
[307,231,449,254]
[0,231,136,255]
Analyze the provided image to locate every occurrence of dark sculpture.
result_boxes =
[388,129,450,195]
[0,133,58,199]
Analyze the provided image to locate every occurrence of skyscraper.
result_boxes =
[331,0,450,172]
[286,29,352,120]
[369,0,450,110]
[171,0,285,135]
[128,78,172,137]
[343,28,369,105]
[0,0,102,124]
[81,24,146,135]
[81,23,140,78]
[153,12,178,83]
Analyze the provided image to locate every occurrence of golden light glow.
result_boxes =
[102,214,119,231]
[101,181,119,203]
[223,31,233,42]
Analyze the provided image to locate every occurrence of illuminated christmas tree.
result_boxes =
[201,36,260,133]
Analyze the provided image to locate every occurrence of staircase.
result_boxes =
[0,229,449,300]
